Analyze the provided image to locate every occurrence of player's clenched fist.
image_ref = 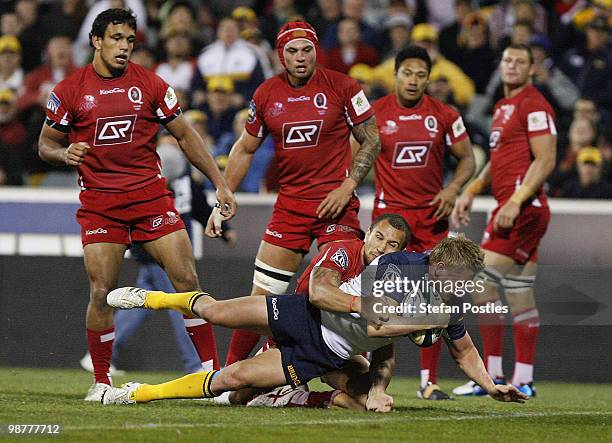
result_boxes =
[64,142,90,166]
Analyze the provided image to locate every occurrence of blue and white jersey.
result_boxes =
[319,252,466,359]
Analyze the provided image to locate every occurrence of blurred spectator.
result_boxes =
[439,0,474,64]
[223,108,274,193]
[530,34,580,113]
[0,88,25,185]
[16,0,46,72]
[130,45,156,70]
[16,36,76,180]
[497,19,535,51]
[412,23,475,107]
[574,97,601,127]
[158,2,209,54]
[42,0,87,40]
[549,118,597,194]
[232,7,275,78]
[488,0,547,50]
[348,63,383,100]
[560,16,612,111]
[321,18,378,74]
[155,30,196,92]
[192,17,264,107]
[427,75,458,107]
[1,12,22,37]
[306,0,342,41]
[200,76,239,150]
[455,11,496,94]
[74,0,147,65]
[0,36,24,92]
[382,13,413,60]
[260,0,301,47]
[322,0,380,50]
[374,22,478,107]
[560,147,612,198]
[410,0,457,30]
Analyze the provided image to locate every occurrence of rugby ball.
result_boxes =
[408,328,445,347]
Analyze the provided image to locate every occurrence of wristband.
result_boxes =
[509,185,534,206]
[466,177,487,196]
[349,295,358,313]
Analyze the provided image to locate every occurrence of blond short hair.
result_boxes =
[429,235,484,274]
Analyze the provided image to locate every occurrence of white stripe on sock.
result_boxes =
[487,355,503,379]
[420,369,430,389]
[201,359,214,372]
[512,361,533,385]
[100,332,115,343]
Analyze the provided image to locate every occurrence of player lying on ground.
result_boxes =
[103,235,527,411]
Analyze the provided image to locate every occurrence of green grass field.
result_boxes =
[0,367,610,442]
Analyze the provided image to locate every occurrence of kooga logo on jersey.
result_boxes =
[99,88,126,95]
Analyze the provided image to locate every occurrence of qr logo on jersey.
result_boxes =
[282,120,323,149]
[94,114,137,146]
[392,141,432,168]
[331,248,349,270]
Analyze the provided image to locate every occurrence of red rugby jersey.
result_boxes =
[373,94,468,209]
[245,67,374,201]
[45,62,181,192]
[489,85,556,205]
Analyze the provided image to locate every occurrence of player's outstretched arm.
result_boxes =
[446,332,528,403]
[366,344,395,413]
[494,133,556,230]
[451,162,491,229]
[166,114,235,212]
[316,115,381,219]
[430,138,475,220]
[38,124,90,167]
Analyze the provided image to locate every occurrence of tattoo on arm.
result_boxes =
[350,116,381,184]
[312,266,342,288]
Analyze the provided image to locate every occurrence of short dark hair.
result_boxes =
[371,213,411,249]
[89,8,137,48]
[394,45,432,74]
[504,43,534,65]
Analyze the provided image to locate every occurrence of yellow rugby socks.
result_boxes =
[133,371,219,403]
[143,291,207,316]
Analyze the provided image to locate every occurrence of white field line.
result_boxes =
[62,411,612,431]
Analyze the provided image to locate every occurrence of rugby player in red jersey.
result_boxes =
[451,44,557,398]
[367,45,475,400]
[38,9,235,401]
[207,21,382,366]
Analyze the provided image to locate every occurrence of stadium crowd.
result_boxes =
[0,0,610,198]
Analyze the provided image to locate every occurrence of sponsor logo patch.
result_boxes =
[47,92,61,113]
[351,90,371,116]
[381,263,402,283]
[527,111,548,131]
[265,228,283,239]
[271,297,279,320]
[247,100,257,123]
[282,120,323,149]
[100,87,125,95]
[94,114,137,146]
[85,228,108,235]
[452,116,466,138]
[164,86,177,108]
[392,141,432,168]
[399,114,422,121]
[151,215,164,229]
[331,248,349,270]
[287,95,310,102]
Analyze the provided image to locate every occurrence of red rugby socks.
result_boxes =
[86,327,114,385]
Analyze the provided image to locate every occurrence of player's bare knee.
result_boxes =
[90,287,113,310]
[170,270,199,292]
